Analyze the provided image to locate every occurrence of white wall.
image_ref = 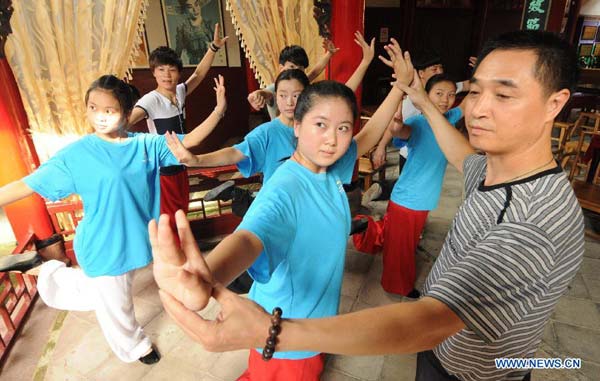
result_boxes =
[581,0,600,16]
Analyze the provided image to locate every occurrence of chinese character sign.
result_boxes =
[521,0,552,31]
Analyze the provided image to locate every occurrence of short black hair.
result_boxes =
[294,80,357,122]
[425,74,456,93]
[413,51,442,71]
[474,30,579,95]
[149,46,183,72]
[275,69,310,92]
[279,45,310,68]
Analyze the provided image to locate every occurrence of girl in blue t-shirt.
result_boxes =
[151,39,412,381]
[353,74,465,298]
[0,74,224,365]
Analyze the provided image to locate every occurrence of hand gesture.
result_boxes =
[354,31,375,64]
[323,39,340,55]
[396,72,431,112]
[468,56,477,68]
[153,210,272,352]
[165,132,197,167]
[378,38,413,89]
[248,90,266,111]
[212,23,228,48]
[214,74,226,115]
[150,210,213,311]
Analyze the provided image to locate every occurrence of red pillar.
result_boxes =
[329,0,365,114]
[0,57,55,244]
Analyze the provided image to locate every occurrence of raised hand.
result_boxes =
[212,23,229,49]
[354,31,375,64]
[149,210,213,311]
[213,74,226,116]
[468,56,477,68]
[248,90,267,111]
[378,38,413,89]
[397,71,431,112]
[323,38,340,55]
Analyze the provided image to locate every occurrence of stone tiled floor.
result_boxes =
[1,153,599,380]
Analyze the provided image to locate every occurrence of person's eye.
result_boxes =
[468,90,480,96]
[316,122,326,128]
[496,93,511,100]
[88,105,96,111]
[338,125,350,132]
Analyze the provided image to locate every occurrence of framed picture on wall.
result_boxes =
[582,25,597,41]
[579,43,593,57]
[133,28,150,68]
[161,0,227,67]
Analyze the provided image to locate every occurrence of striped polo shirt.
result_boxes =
[135,83,187,175]
[424,154,585,381]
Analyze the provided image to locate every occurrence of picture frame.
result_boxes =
[161,0,227,67]
[579,43,593,57]
[132,27,150,68]
[582,25,597,41]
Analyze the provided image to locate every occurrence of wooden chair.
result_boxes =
[559,112,600,170]
[358,147,386,191]
[569,131,600,213]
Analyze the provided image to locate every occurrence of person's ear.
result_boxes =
[544,88,570,123]
[293,120,301,138]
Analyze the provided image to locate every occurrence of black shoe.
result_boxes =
[349,218,369,236]
[0,251,42,273]
[204,180,235,201]
[139,347,161,365]
[406,289,421,299]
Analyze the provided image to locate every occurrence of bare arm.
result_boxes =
[0,180,35,207]
[355,39,413,158]
[306,39,339,81]
[398,74,474,173]
[185,23,228,95]
[205,230,262,286]
[182,75,226,148]
[247,89,274,111]
[129,106,147,127]
[166,133,245,167]
[279,297,464,355]
[344,32,375,92]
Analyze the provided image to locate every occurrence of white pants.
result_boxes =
[37,260,152,363]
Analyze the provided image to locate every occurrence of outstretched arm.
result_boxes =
[153,209,464,355]
[0,180,35,208]
[248,89,275,111]
[185,23,228,95]
[166,133,245,168]
[398,74,475,172]
[182,75,226,148]
[354,39,413,158]
[306,39,339,81]
[345,31,375,92]
[129,106,147,126]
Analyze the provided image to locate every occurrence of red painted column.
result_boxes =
[329,0,365,115]
[0,57,55,244]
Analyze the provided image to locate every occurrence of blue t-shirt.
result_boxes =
[390,107,463,210]
[237,140,358,360]
[233,118,295,183]
[23,133,181,277]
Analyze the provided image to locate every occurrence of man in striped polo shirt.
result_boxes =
[150,30,585,381]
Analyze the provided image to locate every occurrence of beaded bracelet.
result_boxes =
[209,42,220,52]
[262,307,282,361]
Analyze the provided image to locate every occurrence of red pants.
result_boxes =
[236,349,325,381]
[352,201,428,295]
[160,169,189,232]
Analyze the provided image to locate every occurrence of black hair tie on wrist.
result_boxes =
[262,307,282,361]
[209,42,220,52]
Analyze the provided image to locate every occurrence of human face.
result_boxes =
[428,81,456,114]
[152,64,181,92]
[293,96,354,173]
[184,0,202,21]
[465,49,553,156]
[276,79,305,124]
[86,89,124,140]
[418,63,444,84]
[279,61,306,72]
